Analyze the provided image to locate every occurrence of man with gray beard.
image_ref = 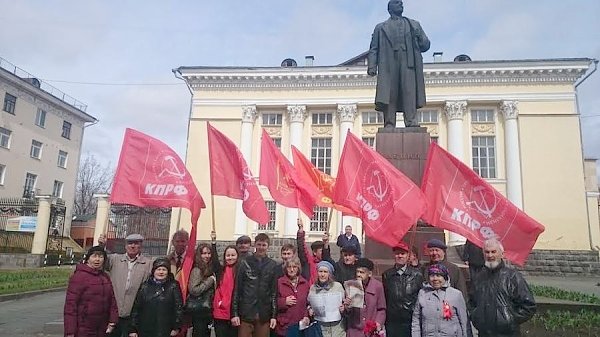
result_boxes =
[469,239,536,337]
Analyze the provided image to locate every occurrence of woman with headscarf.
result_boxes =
[412,264,468,337]
[64,245,118,337]
[187,243,216,337]
[306,261,346,337]
[129,258,184,337]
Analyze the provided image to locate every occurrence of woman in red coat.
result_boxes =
[64,246,118,337]
[276,257,310,337]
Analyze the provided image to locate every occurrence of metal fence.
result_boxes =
[0,198,38,252]
[106,204,172,255]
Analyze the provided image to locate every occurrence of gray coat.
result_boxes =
[411,283,468,337]
[367,16,429,115]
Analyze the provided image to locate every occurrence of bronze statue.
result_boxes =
[367,0,430,128]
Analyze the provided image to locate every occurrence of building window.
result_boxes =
[471,109,495,123]
[3,93,16,114]
[62,121,72,139]
[312,112,333,125]
[52,180,64,198]
[58,150,68,168]
[472,136,496,178]
[260,201,277,231]
[23,172,37,197]
[0,127,11,148]
[418,109,439,124]
[362,111,383,124]
[262,113,282,126]
[272,137,281,149]
[310,206,328,232]
[0,164,5,185]
[362,137,375,149]
[311,138,332,175]
[30,140,43,159]
[35,109,47,128]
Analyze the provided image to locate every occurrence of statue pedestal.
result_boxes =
[365,127,445,270]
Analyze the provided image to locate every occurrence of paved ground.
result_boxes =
[0,290,64,337]
[526,275,600,297]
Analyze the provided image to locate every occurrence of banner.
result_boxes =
[421,142,545,265]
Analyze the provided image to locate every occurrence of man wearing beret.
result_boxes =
[99,233,153,337]
[382,242,424,337]
[421,238,468,301]
[346,258,387,337]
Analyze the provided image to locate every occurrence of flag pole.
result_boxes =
[210,194,216,233]
[325,207,334,234]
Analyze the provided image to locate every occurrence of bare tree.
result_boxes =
[74,154,114,216]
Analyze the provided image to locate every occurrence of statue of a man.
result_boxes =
[367,0,430,128]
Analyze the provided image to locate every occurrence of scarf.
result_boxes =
[213,265,235,320]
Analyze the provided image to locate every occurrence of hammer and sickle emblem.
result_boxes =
[466,186,497,219]
[366,170,388,202]
[158,155,186,180]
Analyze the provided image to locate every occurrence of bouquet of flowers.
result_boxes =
[363,320,385,337]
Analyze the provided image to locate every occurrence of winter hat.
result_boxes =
[426,238,447,250]
[84,245,107,262]
[316,260,335,274]
[427,263,449,280]
[152,257,171,273]
[392,241,410,253]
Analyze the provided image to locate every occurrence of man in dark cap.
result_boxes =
[334,244,359,285]
[346,258,386,337]
[367,0,430,128]
[382,242,423,337]
[422,238,468,301]
[236,235,253,259]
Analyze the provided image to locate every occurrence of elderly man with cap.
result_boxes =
[422,238,468,302]
[381,242,424,337]
[99,233,153,337]
[333,244,358,285]
[346,258,386,337]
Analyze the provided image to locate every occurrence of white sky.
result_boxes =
[1,0,599,180]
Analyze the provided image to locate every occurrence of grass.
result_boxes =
[530,284,600,304]
[0,268,73,295]
[529,310,600,334]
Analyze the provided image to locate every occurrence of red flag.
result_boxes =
[207,122,270,225]
[333,131,427,247]
[259,129,318,217]
[110,128,205,300]
[421,142,545,265]
[291,146,356,216]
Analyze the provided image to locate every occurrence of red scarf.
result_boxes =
[213,265,235,320]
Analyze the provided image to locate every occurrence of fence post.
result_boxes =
[32,196,52,254]
[93,194,111,245]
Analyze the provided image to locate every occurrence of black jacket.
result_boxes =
[130,278,183,337]
[469,261,536,337]
[463,240,485,269]
[334,261,357,285]
[382,265,423,322]
[231,255,278,322]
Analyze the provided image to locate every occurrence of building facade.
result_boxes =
[173,54,600,251]
[0,57,97,236]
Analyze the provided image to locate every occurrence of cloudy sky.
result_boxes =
[1,0,599,178]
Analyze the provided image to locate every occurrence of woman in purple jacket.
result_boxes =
[276,257,310,337]
[64,246,118,337]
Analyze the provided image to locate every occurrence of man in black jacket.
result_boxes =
[334,245,358,285]
[382,242,423,337]
[470,239,536,337]
[231,233,277,337]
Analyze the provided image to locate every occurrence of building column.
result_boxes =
[444,101,468,246]
[500,101,523,209]
[31,196,52,254]
[337,104,358,238]
[284,105,307,237]
[93,194,111,245]
[234,105,258,238]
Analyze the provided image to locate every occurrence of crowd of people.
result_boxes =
[64,222,537,337]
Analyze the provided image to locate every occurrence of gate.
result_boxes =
[0,198,38,252]
[106,204,171,255]
[46,199,67,252]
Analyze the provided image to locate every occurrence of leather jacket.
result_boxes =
[231,255,278,322]
[188,267,216,316]
[382,265,423,321]
[334,261,357,285]
[469,261,536,336]
[130,278,183,337]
